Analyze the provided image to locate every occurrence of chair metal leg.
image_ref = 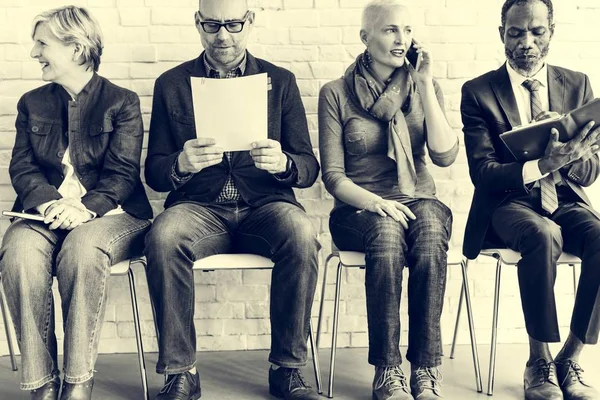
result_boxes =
[317,254,336,349]
[308,321,322,394]
[571,263,579,294]
[128,268,150,400]
[450,279,464,359]
[487,258,502,396]
[461,259,483,393]
[328,262,343,399]
[0,282,18,371]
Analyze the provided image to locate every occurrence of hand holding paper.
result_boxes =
[177,138,224,175]
[250,139,288,174]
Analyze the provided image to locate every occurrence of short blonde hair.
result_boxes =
[32,5,103,72]
[362,0,409,34]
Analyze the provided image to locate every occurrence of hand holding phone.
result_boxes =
[406,40,421,71]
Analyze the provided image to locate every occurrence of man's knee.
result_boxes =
[521,218,563,255]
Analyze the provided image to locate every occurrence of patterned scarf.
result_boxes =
[343,51,417,196]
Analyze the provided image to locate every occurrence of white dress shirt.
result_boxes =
[505,62,552,184]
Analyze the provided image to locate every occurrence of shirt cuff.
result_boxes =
[522,159,550,184]
[36,200,57,216]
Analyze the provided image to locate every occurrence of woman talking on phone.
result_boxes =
[0,6,152,400]
[318,1,458,399]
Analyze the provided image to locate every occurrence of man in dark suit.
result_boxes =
[461,0,600,399]
[143,1,320,399]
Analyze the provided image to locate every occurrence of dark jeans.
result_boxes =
[491,191,600,344]
[329,198,452,367]
[144,201,319,374]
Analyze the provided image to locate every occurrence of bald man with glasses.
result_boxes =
[144,1,320,399]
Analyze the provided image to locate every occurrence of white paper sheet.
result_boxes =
[191,73,268,151]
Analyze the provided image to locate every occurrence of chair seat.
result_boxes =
[110,259,132,276]
[193,253,274,270]
[337,251,365,267]
[447,249,464,265]
[481,248,581,265]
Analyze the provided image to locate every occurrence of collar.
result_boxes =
[203,52,247,77]
[56,72,101,102]
[506,60,548,89]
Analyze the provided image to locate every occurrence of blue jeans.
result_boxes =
[0,214,150,390]
[144,201,320,375]
[329,198,452,367]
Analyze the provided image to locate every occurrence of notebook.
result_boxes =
[499,98,600,161]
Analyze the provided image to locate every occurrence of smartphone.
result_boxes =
[406,40,421,70]
[2,210,45,221]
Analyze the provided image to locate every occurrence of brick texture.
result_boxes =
[1,0,600,358]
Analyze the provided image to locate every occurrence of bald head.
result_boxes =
[199,0,248,17]
[362,0,411,34]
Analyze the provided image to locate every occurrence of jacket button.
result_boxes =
[31,126,39,132]
[98,126,103,132]
[57,151,64,158]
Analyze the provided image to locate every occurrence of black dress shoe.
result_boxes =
[30,380,60,400]
[155,370,201,400]
[556,359,600,400]
[523,359,563,400]
[268,367,319,399]
[60,378,94,400]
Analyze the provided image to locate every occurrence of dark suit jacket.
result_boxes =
[461,63,600,259]
[10,73,153,220]
[145,51,319,210]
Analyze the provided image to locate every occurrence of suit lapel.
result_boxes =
[490,64,521,129]
[548,65,565,114]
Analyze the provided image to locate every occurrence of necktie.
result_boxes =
[522,79,559,214]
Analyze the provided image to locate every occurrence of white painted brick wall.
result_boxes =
[1,0,600,359]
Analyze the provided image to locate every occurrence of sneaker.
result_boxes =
[372,366,412,400]
[155,370,201,400]
[410,367,443,399]
[268,367,319,399]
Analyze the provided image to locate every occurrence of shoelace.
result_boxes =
[560,360,585,384]
[532,359,556,384]
[159,374,189,395]
[414,367,443,391]
[284,369,311,392]
[374,366,409,392]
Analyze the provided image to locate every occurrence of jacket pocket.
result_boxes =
[89,118,114,136]
[27,118,53,136]
[344,131,367,155]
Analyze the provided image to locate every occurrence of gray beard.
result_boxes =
[505,48,549,78]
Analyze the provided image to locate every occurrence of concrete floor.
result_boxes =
[1,345,599,399]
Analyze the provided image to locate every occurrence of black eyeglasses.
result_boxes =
[198,11,251,34]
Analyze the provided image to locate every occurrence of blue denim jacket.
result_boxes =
[10,73,153,220]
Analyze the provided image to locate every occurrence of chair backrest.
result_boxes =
[192,254,274,271]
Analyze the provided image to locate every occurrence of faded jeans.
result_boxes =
[0,214,150,390]
[144,201,319,375]
[329,198,452,367]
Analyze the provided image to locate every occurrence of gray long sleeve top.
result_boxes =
[318,77,458,210]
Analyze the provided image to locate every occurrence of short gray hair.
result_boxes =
[362,0,409,34]
[32,5,103,72]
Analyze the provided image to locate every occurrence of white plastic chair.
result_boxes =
[187,253,323,394]
[316,248,483,398]
[0,258,152,400]
[449,248,580,396]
